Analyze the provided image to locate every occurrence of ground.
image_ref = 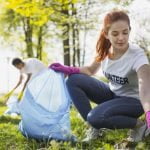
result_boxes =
[0,98,150,150]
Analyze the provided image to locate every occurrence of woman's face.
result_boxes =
[105,20,130,52]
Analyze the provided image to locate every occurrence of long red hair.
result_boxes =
[95,10,131,62]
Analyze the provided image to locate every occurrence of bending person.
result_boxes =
[11,57,47,99]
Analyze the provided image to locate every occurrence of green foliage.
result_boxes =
[100,0,134,6]
[6,0,54,26]
[0,0,87,62]
[5,0,84,27]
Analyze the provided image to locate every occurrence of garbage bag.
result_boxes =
[4,96,20,115]
[19,69,75,141]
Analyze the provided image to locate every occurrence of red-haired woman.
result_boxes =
[50,10,150,142]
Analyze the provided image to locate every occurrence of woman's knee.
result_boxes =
[66,74,84,88]
[87,111,106,129]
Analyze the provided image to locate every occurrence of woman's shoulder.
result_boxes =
[127,44,147,59]
[129,43,145,54]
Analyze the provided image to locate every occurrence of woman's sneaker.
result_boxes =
[127,123,148,142]
[82,127,104,142]
[144,127,150,137]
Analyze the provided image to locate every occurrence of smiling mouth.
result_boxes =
[117,43,124,45]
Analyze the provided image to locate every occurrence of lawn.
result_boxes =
[0,98,150,150]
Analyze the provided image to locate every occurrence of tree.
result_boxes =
[0,0,54,59]
[49,0,98,66]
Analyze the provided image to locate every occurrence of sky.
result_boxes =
[0,0,150,94]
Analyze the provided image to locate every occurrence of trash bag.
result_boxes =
[19,69,76,141]
[4,96,20,115]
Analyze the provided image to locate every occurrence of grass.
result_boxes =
[0,98,150,150]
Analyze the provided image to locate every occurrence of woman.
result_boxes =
[50,10,150,142]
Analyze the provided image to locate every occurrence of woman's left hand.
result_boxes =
[146,111,150,128]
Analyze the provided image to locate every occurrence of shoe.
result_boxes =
[127,123,147,142]
[144,127,150,137]
[82,127,103,142]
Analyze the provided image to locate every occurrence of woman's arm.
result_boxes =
[49,61,101,76]
[137,64,150,112]
[79,61,101,76]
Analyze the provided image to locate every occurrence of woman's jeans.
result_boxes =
[66,74,144,129]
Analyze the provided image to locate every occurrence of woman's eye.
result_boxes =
[112,33,118,36]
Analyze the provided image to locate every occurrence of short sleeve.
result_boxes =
[26,59,39,72]
[132,49,149,72]
[20,59,35,74]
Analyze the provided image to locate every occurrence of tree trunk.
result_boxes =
[63,23,70,66]
[72,24,76,66]
[23,17,34,57]
[37,26,43,60]
[61,5,70,66]
[76,28,80,66]
[72,4,80,66]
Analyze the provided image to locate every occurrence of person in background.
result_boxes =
[11,58,47,99]
[49,10,150,142]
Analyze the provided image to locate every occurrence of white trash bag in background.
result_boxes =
[4,96,20,115]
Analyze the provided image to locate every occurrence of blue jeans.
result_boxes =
[66,74,144,129]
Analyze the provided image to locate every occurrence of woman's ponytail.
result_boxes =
[95,30,111,62]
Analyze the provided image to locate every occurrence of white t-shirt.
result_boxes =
[101,44,149,99]
[20,58,47,78]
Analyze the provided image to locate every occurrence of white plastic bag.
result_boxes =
[4,96,20,115]
[19,69,76,141]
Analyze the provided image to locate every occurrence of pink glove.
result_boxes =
[146,111,150,128]
[49,63,80,75]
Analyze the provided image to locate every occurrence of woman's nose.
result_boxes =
[118,34,124,41]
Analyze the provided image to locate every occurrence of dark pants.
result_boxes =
[66,74,144,129]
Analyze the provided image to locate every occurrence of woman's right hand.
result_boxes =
[49,63,80,75]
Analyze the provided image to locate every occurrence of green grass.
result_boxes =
[0,99,150,150]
